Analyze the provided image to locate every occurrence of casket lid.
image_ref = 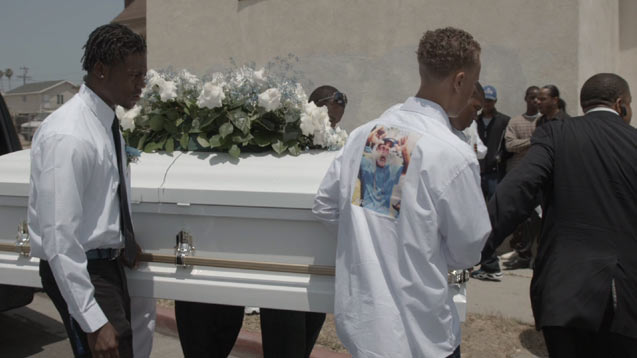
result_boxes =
[0,150,30,197]
[156,150,337,209]
[0,149,337,209]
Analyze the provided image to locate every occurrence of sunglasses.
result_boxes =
[318,91,348,106]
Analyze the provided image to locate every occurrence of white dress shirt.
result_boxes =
[28,84,128,333]
[462,120,487,159]
[313,97,491,357]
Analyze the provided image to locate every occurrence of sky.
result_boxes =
[0,0,124,91]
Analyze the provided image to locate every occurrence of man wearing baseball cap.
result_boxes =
[472,84,511,281]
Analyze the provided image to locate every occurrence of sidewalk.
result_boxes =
[155,267,540,358]
[155,305,348,358]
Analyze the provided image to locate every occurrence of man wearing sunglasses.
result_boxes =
[309,85,348,127]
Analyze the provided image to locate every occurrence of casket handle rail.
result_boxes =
[0,226,335,276]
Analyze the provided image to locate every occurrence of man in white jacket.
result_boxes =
[313,27,491,358]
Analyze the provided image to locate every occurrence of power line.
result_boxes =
[18,66,32,86]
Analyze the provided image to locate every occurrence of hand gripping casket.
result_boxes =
[0,150,467,318]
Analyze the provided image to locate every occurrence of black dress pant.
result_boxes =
[260,308,326,358]
[175,302,244,358]
[542,295,637,358]
[174,301,326,358]
[40,259,133,358]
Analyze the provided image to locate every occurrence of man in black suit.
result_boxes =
[472,85,510,281]
[482,73,636,357]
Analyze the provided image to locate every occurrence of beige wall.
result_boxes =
[5,93,41,115]
[619,0,637,127]
[148,0,629,130]
[5,82,78,116]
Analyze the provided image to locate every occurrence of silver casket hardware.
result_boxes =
[16,220,30,257]
[174,230,195,268]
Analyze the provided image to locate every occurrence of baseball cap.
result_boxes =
[483,85,497,100]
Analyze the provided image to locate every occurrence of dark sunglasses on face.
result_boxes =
[318,91,348,106]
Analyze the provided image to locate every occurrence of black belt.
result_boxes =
[86,248,121,260]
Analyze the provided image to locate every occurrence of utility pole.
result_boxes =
[18,66,32,86]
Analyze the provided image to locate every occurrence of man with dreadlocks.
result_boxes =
[28,24,147,358]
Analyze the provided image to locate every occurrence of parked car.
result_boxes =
[0,92,34,312]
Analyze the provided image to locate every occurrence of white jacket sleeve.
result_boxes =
[436,163,491,269]
[312,149,343,231]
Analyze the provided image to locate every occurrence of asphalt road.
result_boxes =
[0,292,184,358]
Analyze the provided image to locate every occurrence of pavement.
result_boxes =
[2,260,541,358]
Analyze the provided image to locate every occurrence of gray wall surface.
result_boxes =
[148,0,633,131]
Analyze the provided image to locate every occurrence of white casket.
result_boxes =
[0,149,467,318]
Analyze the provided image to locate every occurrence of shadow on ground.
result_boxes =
[519,328,548,357]
[0,306,67,357]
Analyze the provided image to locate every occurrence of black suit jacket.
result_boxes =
[477,111,511,177]
[483,110,637,337]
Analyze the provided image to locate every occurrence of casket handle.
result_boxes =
[175,230,195,267]
[16,221,30,257]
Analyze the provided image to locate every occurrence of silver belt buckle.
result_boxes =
[448,269,470,284]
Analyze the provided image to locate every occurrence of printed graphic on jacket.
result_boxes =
[352,125,421,218]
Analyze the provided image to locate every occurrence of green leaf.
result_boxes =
[209,134,222,148]
[137,133,149,150]
[166,109,179,121]
[196,134,210,148]
[284,111,299,123]
[179,133,189,149]
[272,140,287,154]
[163,119,178,135]
[288,144,301,156]
[187,136,199,151]
[176,118,184,127]
[228,144,241,158]
[144,142,157,153]
[219,122,234,138]
[149,114,164,131]
[165,138,175,153]
[231,111,251,134]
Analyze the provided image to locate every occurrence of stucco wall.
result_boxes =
[619,0,637,127]
[148,0,624,130]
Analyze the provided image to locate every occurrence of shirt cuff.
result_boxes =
[72,300,109,333]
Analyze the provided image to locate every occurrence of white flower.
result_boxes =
[115,104,141,132]
[258,88,282,112]
[158,79,178,101]
[143,69,178,101]
[210,72,226,87]
[253,67,267,84]
[179,69,200,86]
[197,82,226,109]
[294,83,308,104]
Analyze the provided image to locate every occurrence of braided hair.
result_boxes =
[81,24,146,73]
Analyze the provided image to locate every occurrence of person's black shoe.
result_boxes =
[503,256,530,270]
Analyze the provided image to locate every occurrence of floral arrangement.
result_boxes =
[117,58,347,159]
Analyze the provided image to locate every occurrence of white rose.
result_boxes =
[115,104,141,132]
[158,79,178,101]
[258,88,282,112]
[299,112,315,136]
[197,82,226,109]
[253,67,267,84]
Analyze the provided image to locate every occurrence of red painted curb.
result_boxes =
[155,304,350,358]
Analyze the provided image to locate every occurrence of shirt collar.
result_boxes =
[78,84,116,128]
[400,96,452,131]
[586,106,619,116]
